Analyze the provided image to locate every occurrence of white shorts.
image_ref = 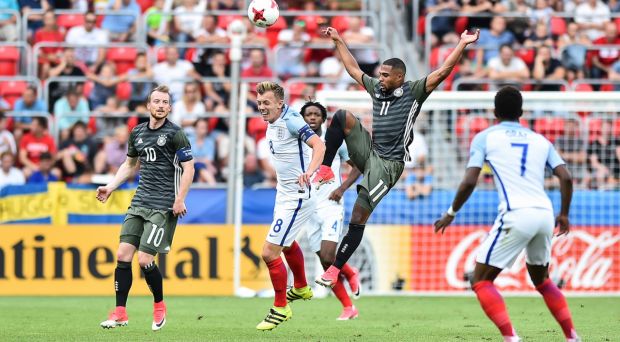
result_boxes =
[306,204,345,252]
[266,196,316,247]
[476,207,554,269]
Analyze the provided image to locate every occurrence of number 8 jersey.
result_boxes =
[467,121,565,214]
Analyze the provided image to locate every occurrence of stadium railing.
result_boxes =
[148,42,273,66]
[451,78,570,91]
[5,111,55,134]
[571,79,620,91]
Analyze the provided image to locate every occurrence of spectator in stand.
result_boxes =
[126,52,155,111]
[34,10,65,79]
[145,0,171,45]
[555,118,588,188]
[425,0,460,41]
[607,59,620,89]
[461,0,507,29]
[152,46,201,102]
[475,16,515,67]
[575,0,611,40]
[94,125,128,175]
[173,0,203,46]
[86,62,127,109]
[588,120,620,189]
[488,44,530,83]
[275,19,311,78]
[53,87,90,140]
[319,53,355,91]
[0,96,9,111]
[241,17,270,47]
[0,152,24,189]
[530,0,554,26]
[193,14,228,44]
[171,81,206,132]
[65,11,109,71]
[558,22,590,71]
[47,48,85,109]
[404,131,433,199]
[13,85,47,129]
[211,0,239,10]
[0,0,18,41]
[532,45,566,91]
[342,17,380,75]
[203,51,231,112]
[242,48,274,94]
[27,151,60,183]
[58,121,98,183]
[524,21,554,49]
[0,111,16,156]
[590,21,620,79]
[19,0,49,40]
[188,118,217,184]
[101,0,141,42]
[19,117,57,178]
[244,153,265,187]
[93,95,129,141]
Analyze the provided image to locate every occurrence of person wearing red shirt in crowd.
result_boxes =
[242,48,274,101]
[34,10,65,79]
[591,21,620,79]
[18,117,57,178]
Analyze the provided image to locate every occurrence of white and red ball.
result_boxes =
[247,0,279,28]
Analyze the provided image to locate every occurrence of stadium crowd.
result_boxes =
[0,0,618,191]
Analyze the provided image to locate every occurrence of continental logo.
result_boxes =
[0,225,271,295]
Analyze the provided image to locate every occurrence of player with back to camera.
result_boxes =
[254,81,326,331]
[298,100,363,320]
[434,87,580,342]
[313,26,480,288]
[97,85,195,331]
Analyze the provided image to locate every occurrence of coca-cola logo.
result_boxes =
[446,229,620,290]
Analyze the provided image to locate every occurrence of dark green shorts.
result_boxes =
[120,206,178,255]
[345,118,404,213]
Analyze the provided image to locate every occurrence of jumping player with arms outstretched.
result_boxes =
[254,82,326,331]
[98,85,195,331]
[314,27,480,287]
[298,101,362,320]
[434,87,580,342]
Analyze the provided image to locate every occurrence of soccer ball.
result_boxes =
[247,0,279,28]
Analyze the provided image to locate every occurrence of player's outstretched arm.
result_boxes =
[299,134,326,187]
[434,167,481,233]
[323,27,364,86]
[553,165,573,236]
[96,156,139,203]
[328,162,362,203]
[173,159,195,218]
[425,29,480,93]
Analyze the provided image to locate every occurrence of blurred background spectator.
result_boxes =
[0,151,24,189]
[65,11,109,71]
[0,112,16,156]
[27,151,60,184]
[188,118,217,184]
[58,121,97,183]
[18,117,56,179]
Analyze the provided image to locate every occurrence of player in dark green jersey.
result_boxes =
[97,85,195,331]
[314,27,480,288]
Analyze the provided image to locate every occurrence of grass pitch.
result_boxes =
[0,296,617,341]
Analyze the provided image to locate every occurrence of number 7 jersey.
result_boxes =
[467,121,565,214]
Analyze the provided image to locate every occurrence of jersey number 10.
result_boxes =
[145,147,157,162]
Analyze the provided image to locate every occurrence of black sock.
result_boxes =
[142,262,163,303]
[334,224,366,268]
[115,261,132,307]
[322,110,347,167]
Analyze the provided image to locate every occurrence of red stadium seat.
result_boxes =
[550,17,567,36]
[88,116,97,134]
[57,14,84,30]
[456,115,489,139]
[136,0,153,13]
[217,15,243,30]
[0,46,20,76]
[127,116,139,131]
[455,17,468,35]
[600,84,614,91]
[519,118,530,128]
[184,47,197,62]
[534,117,565,142]
[156,47,166,62]
[247,117,267,141]
[0,80,27,108]
[115,81,132,101]
[83,81,94,98]
[515,48,535,66]
[613,119,620,137]
[587,118,602,142]
[107,47,138,75]
[330,16,349,32]
[575,83,594,92]
[266,16,287,48]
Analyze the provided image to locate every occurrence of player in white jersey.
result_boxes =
[294,101,362,320]
[254,82,326,331]
[434,87,580,342]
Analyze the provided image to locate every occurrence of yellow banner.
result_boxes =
[0,225,270,295]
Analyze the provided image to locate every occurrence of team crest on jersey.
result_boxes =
[157,134,167,146]
[276,127,285,140]
[393,87,403,97]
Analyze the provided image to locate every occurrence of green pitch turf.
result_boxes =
[0,296,617,341]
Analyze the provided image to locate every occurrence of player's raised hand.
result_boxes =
[96,186,113,203]
[322,27,341,42]
[434,213,455,234]
[555,214,570,236]
[328,187,345,203]
[173,199,187,218]
[460,29,480,45]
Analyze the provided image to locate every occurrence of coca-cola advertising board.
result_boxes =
[348,226,620,294]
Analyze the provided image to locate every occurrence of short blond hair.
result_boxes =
[256,81,284,100]
[147,85,171,103]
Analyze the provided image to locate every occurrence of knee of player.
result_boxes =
[319,251,336,266]
[137,252,155,268]
[261,246,281,263]
[116,245,135,262]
